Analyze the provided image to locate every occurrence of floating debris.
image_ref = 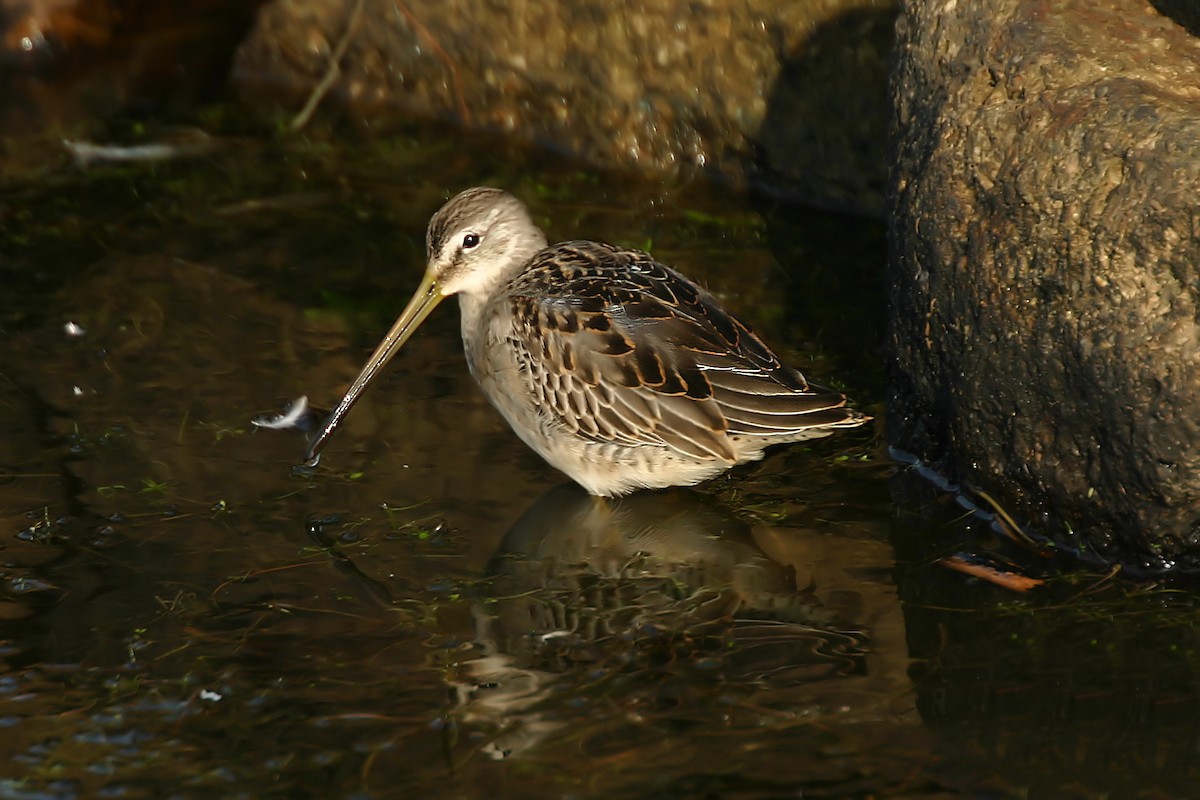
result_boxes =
[941,553,1044,592]
[252,396,310,430]
[64,321,86,337]
[63,133,215,167]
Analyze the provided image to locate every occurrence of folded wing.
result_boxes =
[507,241,864,463]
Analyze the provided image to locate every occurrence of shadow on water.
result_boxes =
[0,4,1199,798]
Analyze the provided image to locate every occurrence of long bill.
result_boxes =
[304,270,444,464]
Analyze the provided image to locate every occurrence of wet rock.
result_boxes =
[0,0,262,134]
[232,0,895,214]
[888,0,1200,568]
[1,0,98,61]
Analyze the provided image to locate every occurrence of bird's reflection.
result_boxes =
[454,484,867,759]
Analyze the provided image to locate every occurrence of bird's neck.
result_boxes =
[456,260,526,337]
[457,290,490,337]
[457,290,501,384]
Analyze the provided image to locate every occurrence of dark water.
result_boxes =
[2,55,1200,800]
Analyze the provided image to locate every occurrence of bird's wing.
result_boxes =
[506,242,859,462]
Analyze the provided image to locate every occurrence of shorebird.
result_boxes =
[305,187,869,496]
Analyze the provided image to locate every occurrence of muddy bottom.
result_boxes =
[1,111,1198,799]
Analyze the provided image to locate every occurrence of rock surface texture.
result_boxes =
[889,0,1200,569]
[232,0,894,214]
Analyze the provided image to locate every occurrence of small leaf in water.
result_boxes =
[140,479,169,494]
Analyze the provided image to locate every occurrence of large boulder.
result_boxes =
[888,0,1200,569]
[232,0,895,214]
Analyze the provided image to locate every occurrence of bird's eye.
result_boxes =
[462,233,481,249]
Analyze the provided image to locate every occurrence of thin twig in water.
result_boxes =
[1067,562,1123,601]
[290,0,369,132]
[970,484,1042,550]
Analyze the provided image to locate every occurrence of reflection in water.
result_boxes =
[456,484,870,759]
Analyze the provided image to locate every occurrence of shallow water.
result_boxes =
[1,106,1199,799]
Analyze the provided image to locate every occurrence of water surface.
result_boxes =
[0,109,1197,799]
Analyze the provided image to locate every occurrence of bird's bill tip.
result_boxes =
[302,271,445,462]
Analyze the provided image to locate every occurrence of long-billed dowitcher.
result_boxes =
[305,187,868,495]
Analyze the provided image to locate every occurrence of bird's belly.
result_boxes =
[473,372,734,495]
[534,438,735,497]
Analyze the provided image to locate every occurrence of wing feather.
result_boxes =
[505,241,865,461]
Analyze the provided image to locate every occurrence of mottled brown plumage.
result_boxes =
[306,187,869,495]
